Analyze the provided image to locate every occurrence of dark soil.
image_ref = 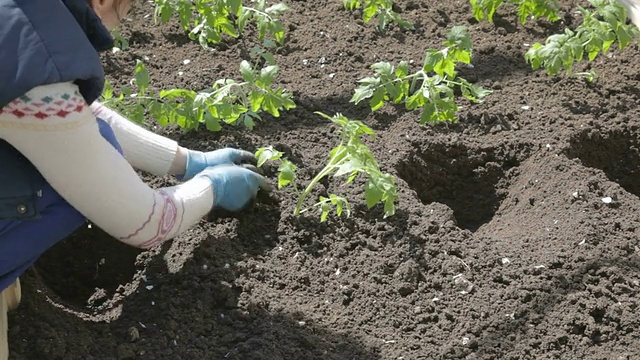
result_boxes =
[9,0,640,359]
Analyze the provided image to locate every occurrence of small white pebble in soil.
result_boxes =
[578,238,586,246]
[328,73,336,79]
[602,197,613,204]
[183,59,191,65]
[432,297,440,302]
[383,339,397,344]
[335,268,341,276]
[572,191,580,198]
[462,337,470,345]
[302,59,309,65]
[546,144,552,150]
[178,71,184,76]
[173,340,177,346]
[202,264,208,270]
[501,257,511,265]
[151,301,155,306]
[138,322,147,329]
[145,285,154,290]
[87,223,92,229]
[224,263,230,269]
[319,56,326,64]
[534,265,546,269]
[523,43,530,46]
[521,105,531,110]
[453,274,474,294]
[298,321,306,326]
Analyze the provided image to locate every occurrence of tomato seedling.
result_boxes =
[351,25,491,124]
[343,0,413,31]
[153,0,289,49]
[256,112,398,222]
[101,59,296,131]
[525,0,639,76]
[469,0,560,25]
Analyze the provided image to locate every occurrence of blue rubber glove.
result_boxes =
[179,148,257,181]
[198,165,271,212]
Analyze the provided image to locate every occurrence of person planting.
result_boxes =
[0,0,270,358]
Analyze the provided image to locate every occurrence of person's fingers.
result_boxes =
[230,149,257,165]
[242,166,272,192]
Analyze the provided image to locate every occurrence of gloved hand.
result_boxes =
[179,148,257,181]
[198,164,271,212]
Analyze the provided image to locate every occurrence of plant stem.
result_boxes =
[293,147,348,216]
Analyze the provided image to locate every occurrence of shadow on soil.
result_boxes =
[23,199,381,360]
[564,127,640,198]
[395,140,525,232]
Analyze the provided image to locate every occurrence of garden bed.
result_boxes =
[9,0,640,359]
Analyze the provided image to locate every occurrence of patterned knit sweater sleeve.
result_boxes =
[0,82,214,249]
[90,101,179,176]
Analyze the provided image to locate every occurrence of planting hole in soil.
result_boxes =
[565,127,640,197]
[396,142,519,232]
[34,225,142,310]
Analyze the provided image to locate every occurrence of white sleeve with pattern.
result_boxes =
[0,82,214,249]
[90,101,178,176]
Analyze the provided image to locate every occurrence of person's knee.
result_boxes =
[97,119,123,155]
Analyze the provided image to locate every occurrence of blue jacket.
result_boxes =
[0,0,113,220]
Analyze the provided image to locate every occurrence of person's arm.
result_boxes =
[91,102,258,181]
[90,101,188,177]
[0,82,212,249]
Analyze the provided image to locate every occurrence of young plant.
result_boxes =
[153,0,289,49]
[525,0,639,76]
[351,25,491,124]
[101,58,295,131]
[255,112,398,222]
[469,0,560,25]
[343,0,414,31]
[110,28,130,53]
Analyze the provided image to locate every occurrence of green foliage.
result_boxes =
[255,112,398,222]
[469,0,560,24]
[153,0,289,49]
[101,59,295,131]
[525,0,640,75]
[351,26,491,124]
[343,0,414,31]
[110,29,130,53]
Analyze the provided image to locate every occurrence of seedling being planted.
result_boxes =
[343,0,414,31]
[256,112,398,222]
[351,25,491,124]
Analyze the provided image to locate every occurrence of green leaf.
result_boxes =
[369,88,387,111]
[257,65,279,87]
[278,159,296,188]
[255,146,284,167]
[240,60,255,82]
[265,3,289,15]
